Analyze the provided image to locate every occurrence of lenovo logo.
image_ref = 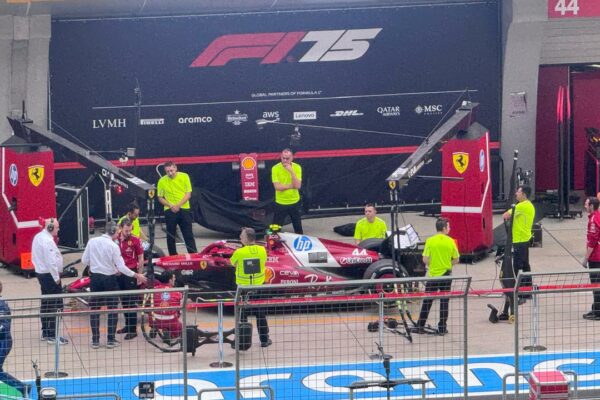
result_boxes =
[191,28,382,67]
[293,111,317,121]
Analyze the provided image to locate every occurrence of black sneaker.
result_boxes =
[116,327,128,334]
[90,341,100,349]
[261,339,273,348]
[583,311,600,320]
[437,327,448,336]
[106,340,121,349]
[47,337,69,345]
[124,332,138,340]
[497,313,510,321]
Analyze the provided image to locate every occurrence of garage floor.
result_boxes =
[0,211,593,398]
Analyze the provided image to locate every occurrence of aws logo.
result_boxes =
[190,28,382,67]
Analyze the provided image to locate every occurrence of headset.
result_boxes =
[46,218,55,233]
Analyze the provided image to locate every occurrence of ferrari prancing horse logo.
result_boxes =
[28,165,44,187]
[452,152,469,174]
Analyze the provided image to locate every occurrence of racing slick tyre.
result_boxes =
[363,259,408,280]
[362,259,409,297]
[358,238,384,253]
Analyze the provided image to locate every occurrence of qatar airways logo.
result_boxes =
[190,28,382,67]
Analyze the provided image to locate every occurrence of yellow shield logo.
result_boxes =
[28,165,44,187]
[452,152,469,174]
[388,180,397,190]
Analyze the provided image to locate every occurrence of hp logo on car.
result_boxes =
[293,236,313,251]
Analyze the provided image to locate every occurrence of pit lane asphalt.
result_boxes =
[0,212,593,399]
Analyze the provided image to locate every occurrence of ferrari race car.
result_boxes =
[65,226,425,298]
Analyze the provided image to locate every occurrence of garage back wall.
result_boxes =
[50,2,500,208]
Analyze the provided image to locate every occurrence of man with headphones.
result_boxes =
[32,217,68,345]
[82,221,147,349]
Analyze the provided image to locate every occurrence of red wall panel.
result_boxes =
[535,66,569,192]
[573,71,600,190]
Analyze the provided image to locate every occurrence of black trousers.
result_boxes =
[589,261,600,313]
[90,273,120,343]
[165,209,197,255]
[418,276,452,329]
[118,274,139,333]
[240,308,270,345]
[37,273,64,339]
[273,202,303,234]
[513,242,532,296]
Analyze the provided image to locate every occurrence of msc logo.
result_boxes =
[415,104,443,115]
[330,110,363,117]
[190,28,382,67]
[293,236,313,252]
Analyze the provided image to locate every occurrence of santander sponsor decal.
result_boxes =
[190,28,382,67]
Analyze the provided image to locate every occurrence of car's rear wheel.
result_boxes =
[363,259,409,294]
[363,259,408,280]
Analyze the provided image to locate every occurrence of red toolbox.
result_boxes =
[528,370,569,400]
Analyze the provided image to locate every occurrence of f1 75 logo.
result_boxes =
[190,28,382,67]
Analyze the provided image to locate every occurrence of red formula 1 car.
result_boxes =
[65,226,425,299]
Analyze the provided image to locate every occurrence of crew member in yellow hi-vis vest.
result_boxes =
[354,204,388,245]
[502,185,535,303]
[416,217,459,336]
[118,202,147,241]
[271,148,303,234]
[230,227,272,348]
[157,161,197,256]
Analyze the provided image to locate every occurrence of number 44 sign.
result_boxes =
[549,0,600,18]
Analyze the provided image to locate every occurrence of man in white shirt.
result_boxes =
[31,218,68,345]
[82,222,147,349]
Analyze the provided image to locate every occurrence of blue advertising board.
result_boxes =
[27,351,600,399]
[50,2,500,207]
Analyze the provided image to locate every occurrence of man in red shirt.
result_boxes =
[117,218,144,339]
[150,270,182,341]
[584,197,600,320]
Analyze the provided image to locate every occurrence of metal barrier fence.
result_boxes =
[234,276,471,400]
[0,287,187,399]
[514,271,600,400]
[5,271,600,399]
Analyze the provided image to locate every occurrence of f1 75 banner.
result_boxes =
[50,2,500,208]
